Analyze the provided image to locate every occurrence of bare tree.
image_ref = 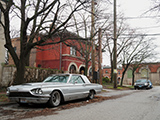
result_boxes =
[120,37,156,86]
[61,0,110,77]
[103,14,157,86]
[145,0,160,13]
[0,0,89,84]
[104,17,136,83]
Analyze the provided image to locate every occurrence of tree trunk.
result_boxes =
[132,70,135,86]
[110,60,113,83]
[121,71,125,86]
[84,60,89,76]
[14,58,26,85]
[25,51,30,66]
[120,63,130,86]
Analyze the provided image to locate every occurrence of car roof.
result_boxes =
[51,73,83,76]
[136,79,149,81]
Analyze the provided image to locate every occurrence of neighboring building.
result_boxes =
[0,1,6,82]
[8,37,37,67]
[123,62,160,85]
[103,65,123,79]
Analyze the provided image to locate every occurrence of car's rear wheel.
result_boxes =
[88,90,95,99]
[48,91,61,107]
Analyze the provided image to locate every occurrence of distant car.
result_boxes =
[134,79,152,90]
[6,74,102,107]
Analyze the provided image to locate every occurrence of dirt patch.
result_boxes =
[0,93,9,102]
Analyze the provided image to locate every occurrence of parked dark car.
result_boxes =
[134,79,152,90]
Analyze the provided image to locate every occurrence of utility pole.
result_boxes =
[98,28,102,85]
[91,0,95,82]
[113,0,117,88]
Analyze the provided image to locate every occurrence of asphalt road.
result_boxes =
[23,86,160,120]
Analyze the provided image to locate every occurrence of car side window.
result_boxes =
[69,75,85,84]
[59,76,68,83]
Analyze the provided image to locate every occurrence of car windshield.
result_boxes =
[43,75,69,83]
[135,79,147,83]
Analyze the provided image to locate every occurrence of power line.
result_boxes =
[120,33,160,36]
[117,33,160,39]
[136,26,160,30]
[119,16,160,20]
[108,33,160,36]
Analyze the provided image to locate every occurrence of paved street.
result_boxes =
[23,86,160,120]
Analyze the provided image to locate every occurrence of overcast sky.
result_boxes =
[103,0,160,66]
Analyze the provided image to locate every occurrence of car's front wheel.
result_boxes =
[48,91,61,107]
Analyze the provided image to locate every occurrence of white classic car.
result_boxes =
[7,74,102,107]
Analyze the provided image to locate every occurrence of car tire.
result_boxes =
[48,91,61,107]
[88,90,95,99]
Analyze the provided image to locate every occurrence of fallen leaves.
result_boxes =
[0,94,130,120]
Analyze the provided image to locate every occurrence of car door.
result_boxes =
[67,75,88,100]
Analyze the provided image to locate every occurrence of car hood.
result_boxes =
[8,82,68,91]
[135,82,146,85]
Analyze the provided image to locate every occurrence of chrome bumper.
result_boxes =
[9,97,50,104]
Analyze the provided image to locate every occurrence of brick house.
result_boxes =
[9,31,99,76]
[36,33,98,75]
[123,62,160,85]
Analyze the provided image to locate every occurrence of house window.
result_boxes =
[89,68,92,76]
[69,65,76,73]
[105,70,108,73]
[89,53,91,59]
[141,69,148,78]
[70,47,76,56]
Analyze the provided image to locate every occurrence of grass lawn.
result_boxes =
[103,83,134,90]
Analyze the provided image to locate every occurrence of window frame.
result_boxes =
[70,47,76,56]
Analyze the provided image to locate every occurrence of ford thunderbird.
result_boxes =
[6,74,102,107]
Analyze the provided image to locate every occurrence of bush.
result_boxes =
[102,77,111,84]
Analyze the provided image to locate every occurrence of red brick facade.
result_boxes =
[103,66,123,79]
[36,37,98,75]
